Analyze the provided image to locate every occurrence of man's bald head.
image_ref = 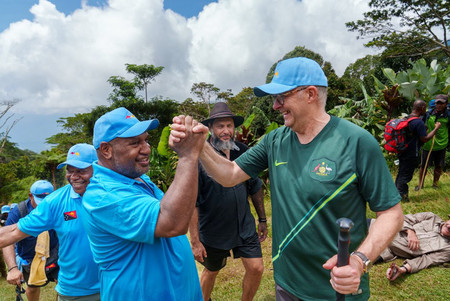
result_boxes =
[413,99,427,111]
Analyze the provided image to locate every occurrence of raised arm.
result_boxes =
[170,115,250,187]
[154,116,207,237]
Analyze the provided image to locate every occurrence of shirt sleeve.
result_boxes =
[235,134,270,178]
[405,249,450,273]
[18,199,53,237]
[355,130,401,211]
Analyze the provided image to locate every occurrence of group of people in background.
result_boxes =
[395,94,449,201]
[0,57,447,301]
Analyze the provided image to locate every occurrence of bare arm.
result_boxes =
[0,224,29,248]
[188,208,207,262]
[171,115,250,187]
[200,142,250,187]
[0,224,28,286]
[324,203,404,294]
[420,122,441,143]
[155,116,207,237]
[250,188,267,242]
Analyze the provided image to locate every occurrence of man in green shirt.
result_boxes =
[170,57,404,300]
[417,94,449,189]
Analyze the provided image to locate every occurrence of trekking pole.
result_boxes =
[417,136,435,192]
[336,218,354,301]
[15,282,25,301]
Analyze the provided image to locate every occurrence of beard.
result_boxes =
[210,132,237,151]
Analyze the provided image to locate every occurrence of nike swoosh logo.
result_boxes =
[275,160,288,166]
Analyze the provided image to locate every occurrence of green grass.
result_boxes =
[0,170,448,300]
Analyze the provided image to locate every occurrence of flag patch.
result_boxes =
[64,211,77,221]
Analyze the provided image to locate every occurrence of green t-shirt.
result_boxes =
[235,116,400,301]
[423,112,449,151]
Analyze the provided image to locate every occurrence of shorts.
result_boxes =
[22,264,59,287]
[58,293,101,301]
[200,233,262,272]
[420,149,446,169]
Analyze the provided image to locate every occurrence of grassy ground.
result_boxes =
[0,170,448,300]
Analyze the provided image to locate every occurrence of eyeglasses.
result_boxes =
[272,87,308,106]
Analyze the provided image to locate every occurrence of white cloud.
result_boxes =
[0,0,376,150]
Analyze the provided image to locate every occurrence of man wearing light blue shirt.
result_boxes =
[82,107,205,300]
[0,143,100,301]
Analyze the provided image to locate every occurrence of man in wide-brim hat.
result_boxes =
[189,102,267,301]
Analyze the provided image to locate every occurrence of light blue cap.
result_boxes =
[93,107,159,149]
[57,143,97,170]
[30,180,54,203]
[1,205,10,214]
[10,203,17,209]
[254,57,328,97]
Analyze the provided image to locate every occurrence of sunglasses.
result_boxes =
[271,87,308,106]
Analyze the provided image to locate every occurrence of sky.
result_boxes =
[0,0,377,152]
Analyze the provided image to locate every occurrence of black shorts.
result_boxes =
[200,233,262,272]
[421,149,446,169]
[22,264,59,287]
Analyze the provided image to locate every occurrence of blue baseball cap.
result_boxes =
[93,107,159,149]
[57,143,97,170]
[10,203,17,209]
[254,57,328,97]
[1,205,10,214]
[30,180,54,204]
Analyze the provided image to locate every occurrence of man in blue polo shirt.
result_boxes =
[3,180,58,301]
[81,107,205,300]
[0,144,100,301]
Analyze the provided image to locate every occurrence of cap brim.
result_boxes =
[253,83,297,97]
[118,119,159,138]
[57,160,93,170]
[32,195,46,203]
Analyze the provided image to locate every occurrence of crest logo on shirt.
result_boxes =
[309,158,336,182]
[64,210,77,221]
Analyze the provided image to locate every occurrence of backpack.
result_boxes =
[16,201,59,278]
[384,116,420,153]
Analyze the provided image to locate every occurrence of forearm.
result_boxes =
[355,203,404,262]
[155,157,200,237]
[200,142,250,187]
[250,189,266,219]
[188,208,201,243]
[405,250,450,273]
[3,245,17,270]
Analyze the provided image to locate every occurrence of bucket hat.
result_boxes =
[201,102,244,127]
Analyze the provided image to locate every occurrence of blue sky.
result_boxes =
[1,0,373,152]
[0,0,216,32]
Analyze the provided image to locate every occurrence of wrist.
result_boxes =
[258,217,267,223]
[8,266,18,272]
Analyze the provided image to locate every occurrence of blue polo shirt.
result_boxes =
[82,162,202,301]
[6,199,58,262]
[18,185,100,297]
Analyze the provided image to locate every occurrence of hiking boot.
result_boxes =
[401,194,409,202]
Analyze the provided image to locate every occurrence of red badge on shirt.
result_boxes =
[64,211,77,221]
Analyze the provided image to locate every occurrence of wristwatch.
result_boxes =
[350,251,372,273]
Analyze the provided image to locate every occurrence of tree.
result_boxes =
[125,64,164,102]
[346,0,450,60]
[0,100,22,155]
[107,64,164,104]
[190,82,233,114]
